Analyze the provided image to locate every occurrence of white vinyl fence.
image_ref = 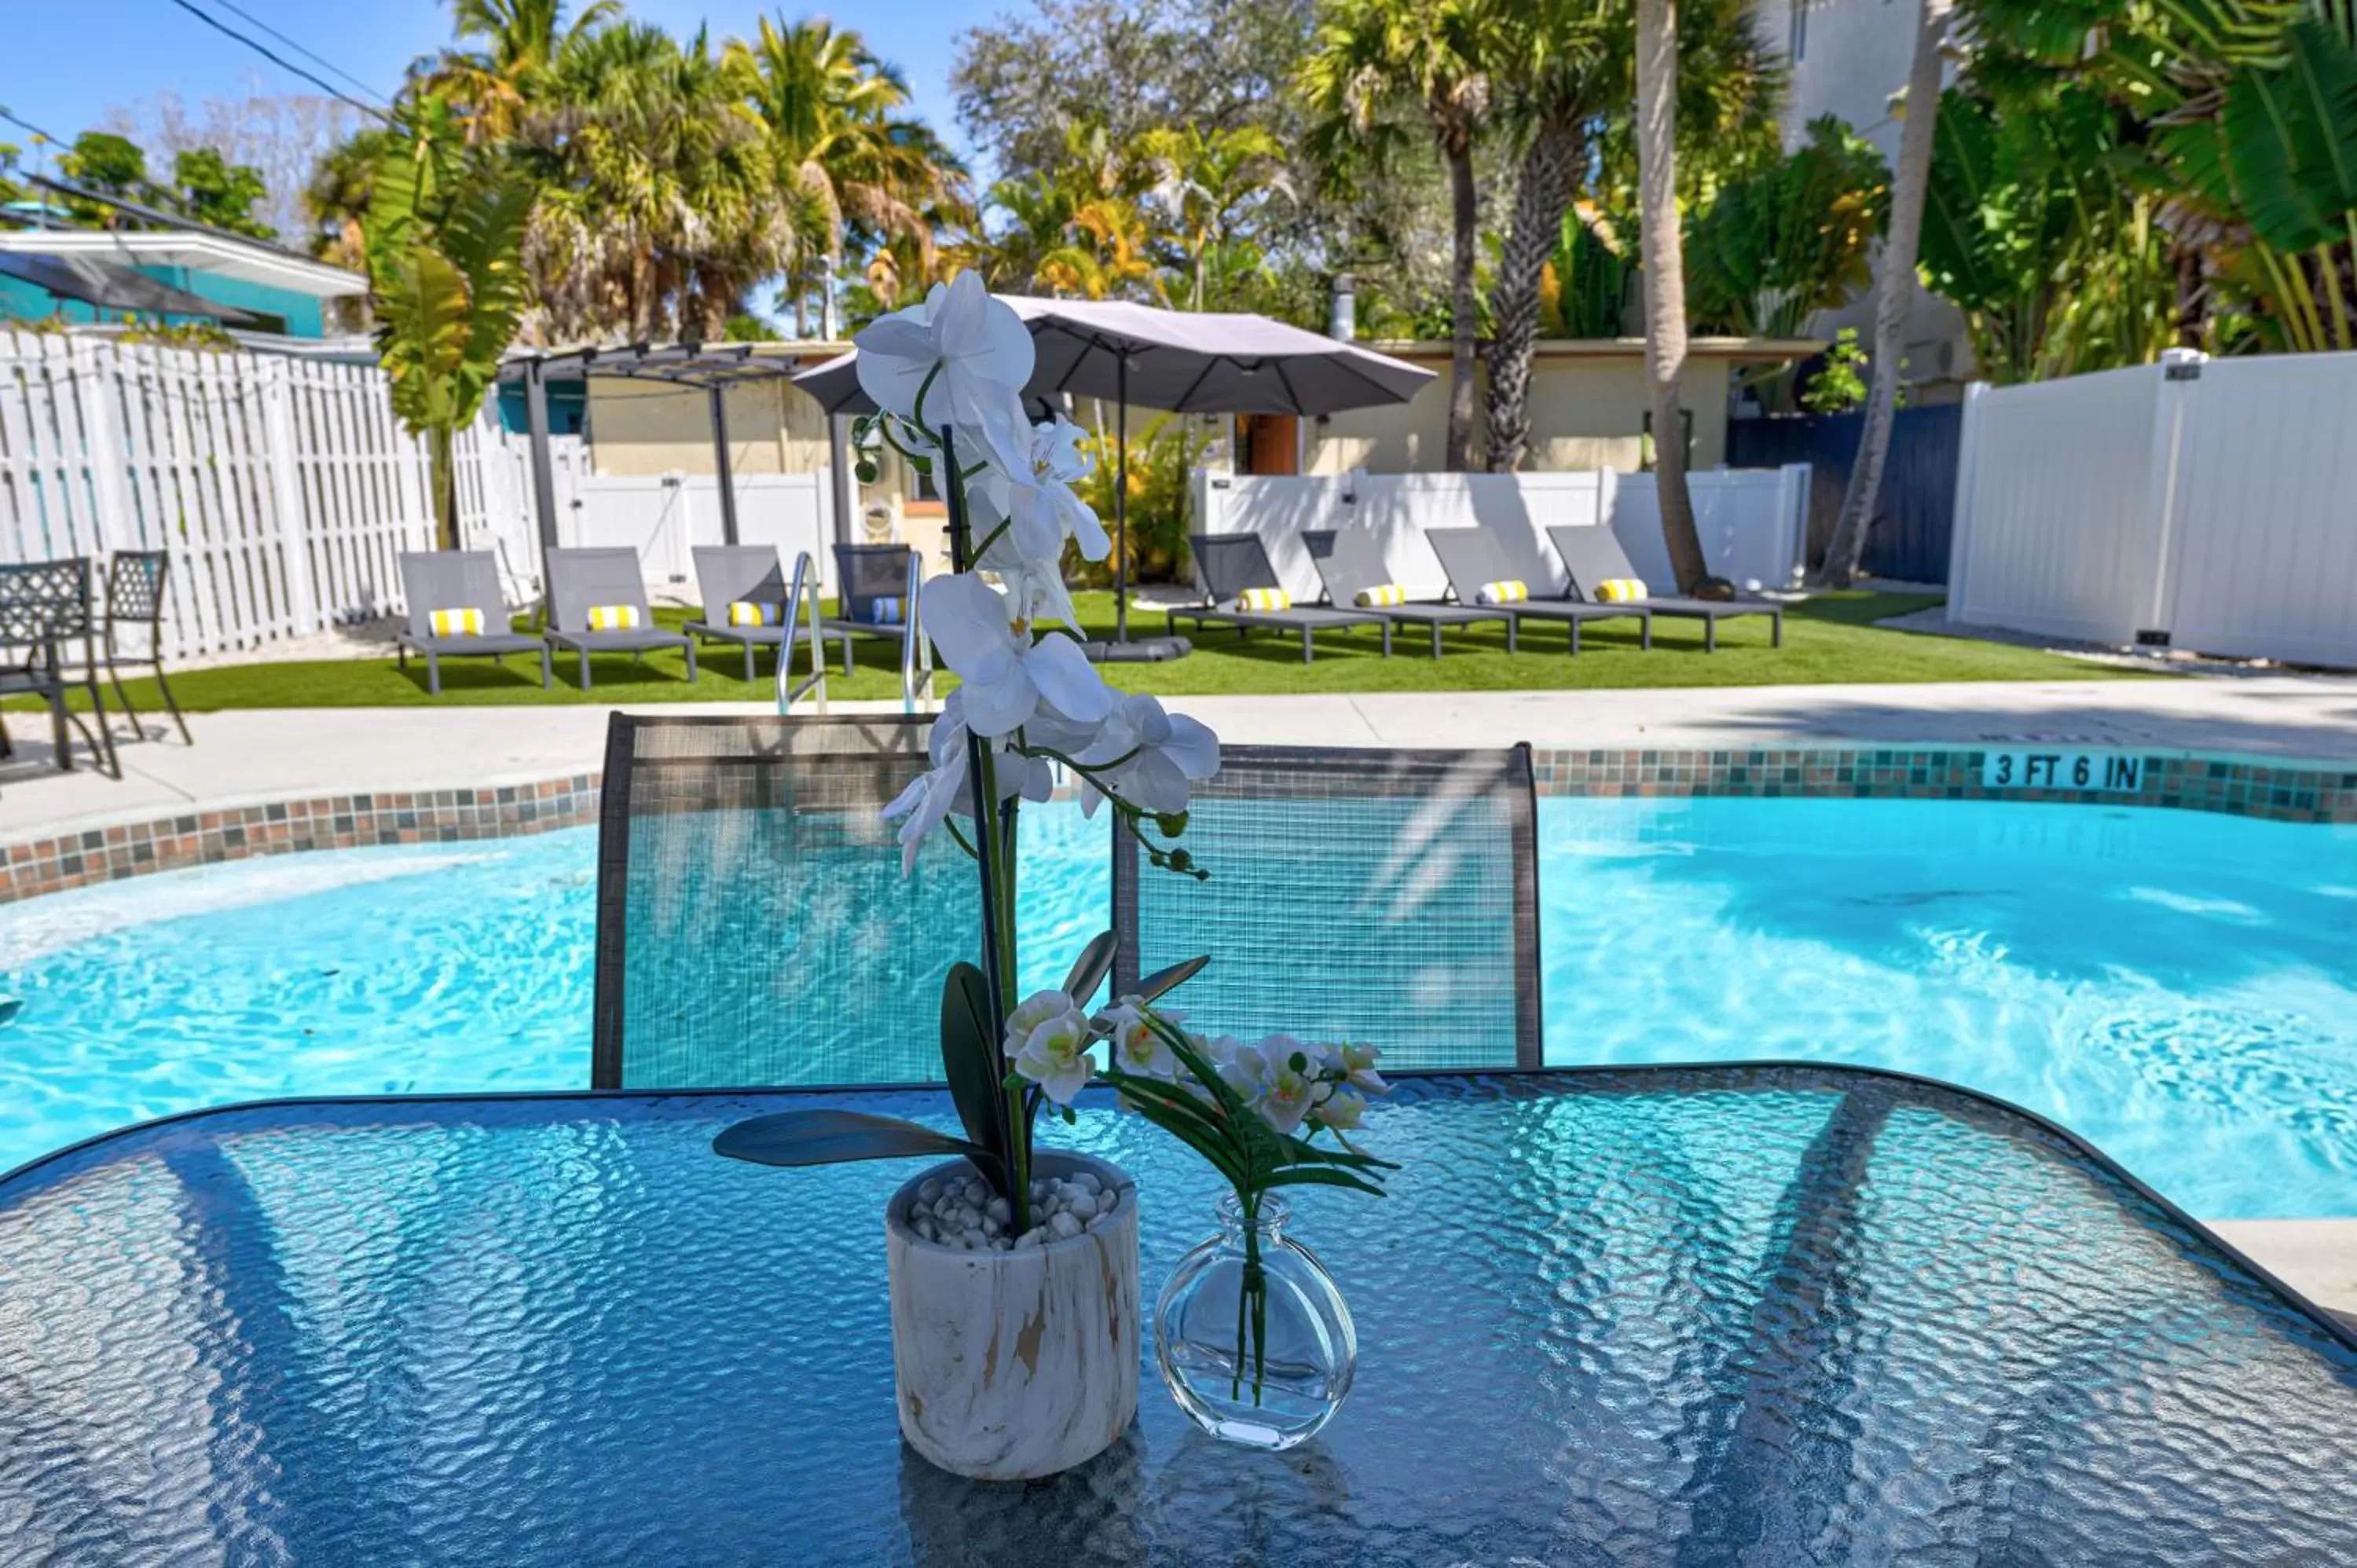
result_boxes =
[0,329,537,661]
[1949,351,2357,667]
[1194,464,1809,602]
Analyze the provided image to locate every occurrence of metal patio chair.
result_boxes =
[1112,742,1543,1068]
[1167,533,1391,663]
[684,545,850,684]
[0,558,120,779]
[1545,524,1784,651]
[395,551,552,695]
[591,713,984,1090]
[544,547,698,691]
[1301,527,1517,658]
[84,550,192,744]
[822,544,922,676]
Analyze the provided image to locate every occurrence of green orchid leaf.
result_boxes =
[1134,954,1209,1005]
[1281,1132,1400,1171]
[940,962,1010,1173]
[1061,930,1119,1009]
[1262,1164,1391,1198]
[713,1110,995,1178]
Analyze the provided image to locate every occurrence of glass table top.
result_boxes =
[2,1065,2353,1566]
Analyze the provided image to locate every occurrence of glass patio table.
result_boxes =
[4,1064,2355,1566]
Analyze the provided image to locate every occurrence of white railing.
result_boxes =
[0,329,537,661]
[1949,351,2357,667]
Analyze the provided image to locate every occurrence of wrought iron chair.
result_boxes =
[0,559,120,779]
[90,551,192,743]
[591,713,984,1090]
[1113,742,1543,1068]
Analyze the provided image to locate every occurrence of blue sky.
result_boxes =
[2,0,1006,172]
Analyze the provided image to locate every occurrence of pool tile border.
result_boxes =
[2,748,2351,904]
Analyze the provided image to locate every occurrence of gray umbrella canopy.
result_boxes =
[0,252,276,328]
[790,296,1434,417]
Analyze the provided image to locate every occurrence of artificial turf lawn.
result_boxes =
[17,591,2147,713]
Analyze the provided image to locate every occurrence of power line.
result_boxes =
[196,0,394,108]
[161,0,395,125]
[0,107,69,146]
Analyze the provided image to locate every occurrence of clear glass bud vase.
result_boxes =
[1152,1194,1356,1449]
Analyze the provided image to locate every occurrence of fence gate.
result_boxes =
[1729,403,1962,583]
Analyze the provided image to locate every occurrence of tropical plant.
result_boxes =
[1540,204,1633,336]
[55,132,149,225]
[1135,123,1295,310]
[1633,0,1710,590]
[1684,116,1889,339]
[366,99,536,551]
[1300,0,1498,472]
[1069,411,1213,586]
[1799,327,1871,413]
[420,0,620,141]
[169,148,276,239]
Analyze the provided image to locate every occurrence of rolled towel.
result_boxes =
[728,600,782,626]
[867,596,904,625]
[1236,587,1292,612]
[1594,577,1650,603]
[428,606,483,637]
[1475,580,1529,606]
[1354,584,1408,608]
[587,603,641,631]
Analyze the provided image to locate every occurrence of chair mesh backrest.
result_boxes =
[104,551,170,624]
[1546,525,1641,601]
[693,546,788,617]
[400,551,504,638]
[1421,528,1512,605]
[1300,528,1391,604]
[0,559,94,650]
[1113,743,1542,1069]
[592,713,986,1089]
[548,548,651,633]
[832,544,913,621]
[1188,533,1281,603]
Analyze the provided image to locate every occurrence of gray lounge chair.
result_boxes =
[683,545,849,683]
[1423,528,1651,653]
[1167,533,1392,663]
[396,551,551,695]
[544,547,698,690]
[823,544,921,676]
[1302,528,1517,658]
[1545,525,1783,651]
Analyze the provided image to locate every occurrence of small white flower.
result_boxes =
[1251,1035,1319,1136]
[1003,417,1109,564]
[881,691,1051,871]
[923,573,1115,737]
[1313,1087,1369,1132]
[1004,988,1078,1056]
[1337,1042,1388,1096]
[1072,693,1219,818]
[1011,999,1095,1106]
[854,271,1035,484]
[1101,999,1178,1078]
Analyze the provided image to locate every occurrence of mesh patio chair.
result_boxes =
[1545,524,1783,651]
[822,544,919,676]
[0,558,119,779]
[1113,742,1542,1069]
[683,545,848,683]
[395,551,552,695]
[1424,527,1652,654]
[1167,533,1391,663]
[1302,527,1518,658]
[86,551,191,744]
[545,547,698,691]
[591,713,989,1090]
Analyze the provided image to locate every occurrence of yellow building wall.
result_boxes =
[585,379,830,476]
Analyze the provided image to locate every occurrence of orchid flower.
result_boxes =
[922,573,1116,738]
[881,691,1052,871]
[854,272,1036,484]
[1101,999,1180,1079]
[1070,694,1219,818]
[1006,991,1094,1107]
[1003,416,1110,564]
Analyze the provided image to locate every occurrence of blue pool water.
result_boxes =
[2,799,2354,1218]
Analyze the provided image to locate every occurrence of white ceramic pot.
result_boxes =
[885,1151,1140,1480]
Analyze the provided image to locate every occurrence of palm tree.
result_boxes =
[1818,0,1954,586]
[421,0,618,141]
[1633,0,1710,591]
[1300,0,1496,471]
[1135,124,1294,310]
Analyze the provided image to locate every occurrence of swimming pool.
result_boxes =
[3,798,2353,1218]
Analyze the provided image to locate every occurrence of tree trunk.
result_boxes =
[1445,137,1481,473]
[1636,0,1709,593]
[1819,0,1953,587]
[1486,110,1583,473]
[429,424,459,551]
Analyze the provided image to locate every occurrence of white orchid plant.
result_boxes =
[714,274,1392,1275]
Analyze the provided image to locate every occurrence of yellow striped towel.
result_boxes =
[587,603,640,632]
[1237,587,1292,612]
[428,606,482,638]
[867,596,903,625]
[1354,584,1408,608]
[727,600,781,627]
[1475,580,1529,606]
[1595,577,1650,603]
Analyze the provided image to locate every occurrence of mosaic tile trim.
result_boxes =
[1,748,2348,905]
[0,775,601,905]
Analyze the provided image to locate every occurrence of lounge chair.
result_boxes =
[683,545,849,683]
[1423,528,1651,653]
[1301,527,1518,658]
[823,544,920,676]
[1166,533,1393,663]
[395,551,552,695]
[1545,525,1783,651]
[544,547,698,690]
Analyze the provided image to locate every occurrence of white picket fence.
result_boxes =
[1948,351,2357,667]
[0,330,537,661]
[1193,464,1810,603]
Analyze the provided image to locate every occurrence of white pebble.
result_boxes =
[915,1219,937,1243]
[1048,1211,1081,1240]
[961,1178,987,1206]
[981,1216,1001,1237]
[917,1178,942,1204]
[1014,1229,1043,1249]
[985,1196,1010,1225]
[1072,1173,1102,1196]
[1086,1211,1113,1233]
[1065,1191,1099,1219]
[993,1237,1013,1251]
[1097,1189,1120,1212]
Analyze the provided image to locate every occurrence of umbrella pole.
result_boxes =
[1114,358,1130,644]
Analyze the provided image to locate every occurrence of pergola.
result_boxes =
[496,341,856,561]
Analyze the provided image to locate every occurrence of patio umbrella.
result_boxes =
[0,252,276,329]
[790,297,1435,655]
